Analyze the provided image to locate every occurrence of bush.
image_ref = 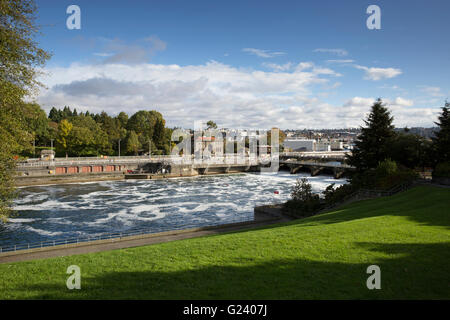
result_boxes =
[433,162,450,178]
[322,183,358,206]
[284,178,322,217]
[352,159,417,190]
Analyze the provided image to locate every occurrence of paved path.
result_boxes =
[0,216,290,264]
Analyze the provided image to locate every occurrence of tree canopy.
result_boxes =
[0,0,50,220]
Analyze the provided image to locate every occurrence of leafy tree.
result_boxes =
[0,0,50,220]
[116,112,129,128]
[67,126,94,156]
[347,99,395,172]
[390,131,433,169]
[290,178,314,202]
[70,115,111,156]
[22,102,51,147]
[432,102,450,165]
[206,120,217,130]
[125,130,141,155]
[153,118,165,150]
[56,119,73,157]
[127,110,168,153]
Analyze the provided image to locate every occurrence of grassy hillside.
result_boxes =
[1,186,449,299]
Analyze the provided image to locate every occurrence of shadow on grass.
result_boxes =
[10,242,450,300]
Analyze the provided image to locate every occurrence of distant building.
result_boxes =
[330,140,344,150]
[194,136,223,157]
[315,140,331,152]
[40,150,55,160]
[283,139,315,152]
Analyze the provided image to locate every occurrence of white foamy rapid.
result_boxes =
[0,172,346,246]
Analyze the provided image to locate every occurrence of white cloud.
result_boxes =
[419,86,444,97]
[36,61,437,129]
[341,97,438,127]
[262,62,294,72]
[242,48,286,58]
[354,65,402,81]
[313,48,348,56]
[392,97,414,107]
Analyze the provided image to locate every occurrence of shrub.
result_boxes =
[322,183,357,206]
[284,178,322,217]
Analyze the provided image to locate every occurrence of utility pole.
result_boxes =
[148,140,151,159]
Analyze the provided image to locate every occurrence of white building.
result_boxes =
[315,140,331,152]
[330,140,344,150]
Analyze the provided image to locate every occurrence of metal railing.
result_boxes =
[16,155,275,168]
[0,215,254,254]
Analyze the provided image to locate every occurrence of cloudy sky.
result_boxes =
[34,0,449,129]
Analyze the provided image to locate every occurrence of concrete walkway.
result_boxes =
[0,215,290,264]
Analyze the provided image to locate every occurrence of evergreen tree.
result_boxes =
[347,99,395,172]
[49,107,61,122]
[432,101,450,164]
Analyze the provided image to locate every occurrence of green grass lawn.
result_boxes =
[1,185,449,299]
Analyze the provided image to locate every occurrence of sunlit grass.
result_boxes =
[0,186,449,299]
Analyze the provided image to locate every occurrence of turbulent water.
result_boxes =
[0,172,346,247]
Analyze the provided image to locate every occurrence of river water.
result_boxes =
[0,172,346,247]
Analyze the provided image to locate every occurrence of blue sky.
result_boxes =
[34,0,450,129]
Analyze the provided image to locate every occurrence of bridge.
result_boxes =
[279,159,355,179]
[15,151,353,181]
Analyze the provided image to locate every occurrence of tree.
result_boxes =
[432,102,450,165]
[48,107,61,122]
[347,99,395,172]
[285,178,321,215]
[22,102,51,148]
[290,178,314,202]
[67,126,94,156]
[70,114,111,156]
[125,130,141,155]
[206,120,217,130]
[153,118,165,150]
[56,119,73,157]
[0,0,50,220]
[390,131,432,169]
[116,112,129,128]
[127,110,167,153]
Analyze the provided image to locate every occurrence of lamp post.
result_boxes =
[118,139,121,158]
[148,140,151,159]
[50,139,54,161]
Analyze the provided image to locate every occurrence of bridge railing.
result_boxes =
[16,154,275,168]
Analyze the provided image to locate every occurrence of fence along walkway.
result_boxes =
[0,215,254,254]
